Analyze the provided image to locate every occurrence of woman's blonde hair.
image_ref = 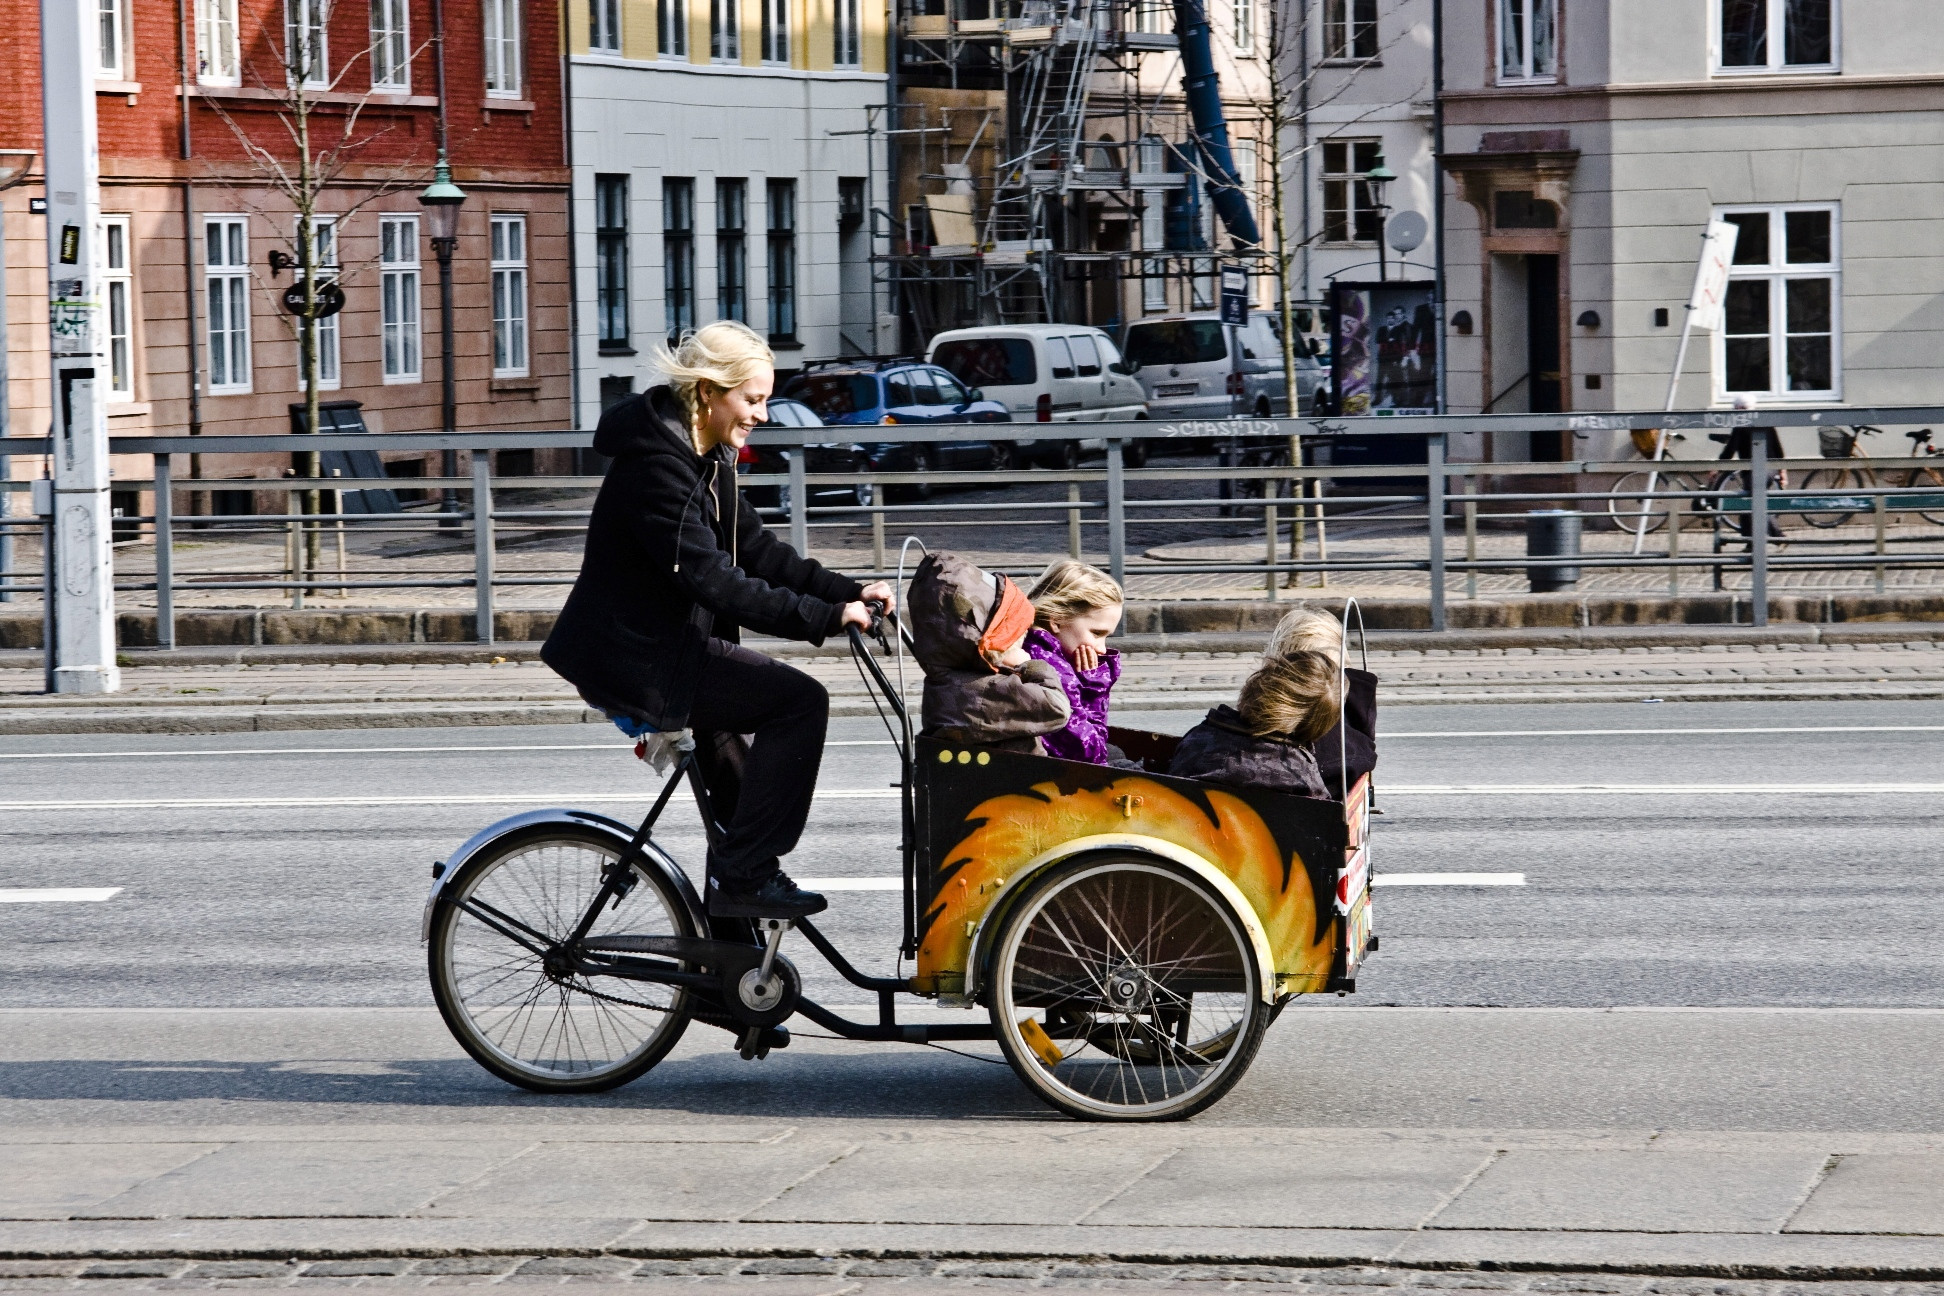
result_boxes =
[1237,648,1342,743]
[655,321,775,451]
[1027,560,1123,628]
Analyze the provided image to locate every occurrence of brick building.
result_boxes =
[0,0,571,515]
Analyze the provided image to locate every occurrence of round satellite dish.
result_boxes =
[1387,210,1428,253]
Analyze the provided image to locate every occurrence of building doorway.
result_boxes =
[1486,251,1566,458]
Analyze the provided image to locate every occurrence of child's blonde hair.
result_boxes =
[1027,560,1123,629]
[655,321,775,451]
[1235,607,1345,742]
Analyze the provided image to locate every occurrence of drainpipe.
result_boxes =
[561,31,582,452]
[1431,0,1446,413]
[177,0,203,501]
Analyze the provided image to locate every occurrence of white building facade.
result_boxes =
[567,0,890,424]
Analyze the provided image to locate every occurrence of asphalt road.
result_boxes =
[3,697,1941,1011]
[3,697,1943,1133]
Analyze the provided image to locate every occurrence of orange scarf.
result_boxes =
[977,575,1034,669]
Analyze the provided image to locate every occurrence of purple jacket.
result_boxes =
[1023,627,1122,763]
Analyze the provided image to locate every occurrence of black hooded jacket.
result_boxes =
[541,386,864,730]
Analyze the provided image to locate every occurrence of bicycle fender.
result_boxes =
[962,836,1279,1006]
[421,809,708,943]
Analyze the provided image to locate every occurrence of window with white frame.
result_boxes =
[299,216,340,389]
[1232,0,1253,53]
[197,0,240,84]
[711,0,740,61]
[1498,0,1556,82]
[591,0,621,51]
[760,0,788,63]
[97,0,126,79]
[659,0,688,56]
[491,214,529,375]
[285,0,329,88]
[485,0,524,96]
[1322,0,1376,60]
[1717,204,1839,400]
[1321,138,1383,243]
[370,0,410,89]
[379,215,421,382]
[204,216,251,393]
[833,0,859,67]
[99,216,134,400]
[1717,0,1835,73]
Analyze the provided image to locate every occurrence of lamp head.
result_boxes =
[418,159,468,243]
[0,149,37,191]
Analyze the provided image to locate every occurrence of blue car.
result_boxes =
[783,361,1013,499]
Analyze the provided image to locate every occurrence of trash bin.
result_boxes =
[1526,510,1582,593]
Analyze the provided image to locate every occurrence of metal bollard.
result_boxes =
[153,453,175,649]
[472,451,496,645]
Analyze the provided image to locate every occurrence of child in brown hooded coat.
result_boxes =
[906,551,1071,753]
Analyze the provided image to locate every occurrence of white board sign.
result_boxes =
[1686,219,1740,332]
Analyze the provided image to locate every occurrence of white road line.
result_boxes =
[1385,725,1944,739]
[0,740,895,761]
[0,783,1936,812]
[796,878,904,891]
[1374,873,1524,887]
[0,888,122,903]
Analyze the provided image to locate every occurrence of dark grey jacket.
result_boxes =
[907,551,1070,750]
[1168,705,1331,800]
[541,386,863,730]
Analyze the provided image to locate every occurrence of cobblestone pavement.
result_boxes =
[4,1257,1942,1292]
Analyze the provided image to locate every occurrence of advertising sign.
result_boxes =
[1686,219,1740,332]
[1328,280,1437,416]
[1218,263,1249,326]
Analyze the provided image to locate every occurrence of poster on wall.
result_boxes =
[1328,281,1437,416]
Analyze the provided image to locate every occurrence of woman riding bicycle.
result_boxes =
[542,321,896,920]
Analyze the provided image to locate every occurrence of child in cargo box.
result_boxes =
[1021,560,1125,764]
[1168,608,1370,800]
[907,551,1071,753]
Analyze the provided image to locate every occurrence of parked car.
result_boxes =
[782,361,1013,499]
[927,324,1149,468]
[1120,312,1328,424]
[736,397,876,512]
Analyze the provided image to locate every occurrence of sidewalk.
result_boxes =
[5,1121,1943,1276]
[3,638,1944,734]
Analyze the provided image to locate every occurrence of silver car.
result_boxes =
[1121,312,1327,421]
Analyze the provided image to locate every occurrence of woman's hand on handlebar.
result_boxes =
[840,601,877,632]
[857,581,898,615]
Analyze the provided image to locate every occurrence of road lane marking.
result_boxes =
[1374,873,1525,887]
[0,740,896,761]
[3,783,1938,812]
[0,888,122,902]
[1385,725,1944,738]
[797,878,903,891]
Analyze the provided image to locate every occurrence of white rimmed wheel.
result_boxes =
[987,854,1270,1121]
[429,825,696,1093]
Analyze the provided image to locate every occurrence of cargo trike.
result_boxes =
[422,605,1377,1120]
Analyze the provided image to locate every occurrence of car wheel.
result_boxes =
[991,442,1016,472]
[1254,397,1273,420]
[899,448,935,502]
[852,480,877,509]
[1060,441,1081,471]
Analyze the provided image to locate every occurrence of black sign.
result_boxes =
[59,225,79,264]
[1218,263,1248,326]
[281,280,346,319]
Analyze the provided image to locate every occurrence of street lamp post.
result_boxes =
[419,162,466,519]
[1365,159,1396,281]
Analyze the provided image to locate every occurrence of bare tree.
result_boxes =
[199,2,433,601]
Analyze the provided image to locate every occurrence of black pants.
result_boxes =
[686,638,830,885]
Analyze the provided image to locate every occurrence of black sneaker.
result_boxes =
[708,871,829,919]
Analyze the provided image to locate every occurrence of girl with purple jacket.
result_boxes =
[1022,561,1125,764]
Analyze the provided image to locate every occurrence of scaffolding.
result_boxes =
[881,0,1273,348]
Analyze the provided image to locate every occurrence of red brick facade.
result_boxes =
[0,0,572,502]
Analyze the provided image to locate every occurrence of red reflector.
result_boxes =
[1036,393,1052,423]
[1226,372,1245,396]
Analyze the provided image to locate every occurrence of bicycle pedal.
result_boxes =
[736,1024,789,1060]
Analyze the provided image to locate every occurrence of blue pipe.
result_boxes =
[1170,0,1261,250]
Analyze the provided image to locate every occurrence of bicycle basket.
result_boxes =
[1819,427,1855,458]
[1630,428,1665,458]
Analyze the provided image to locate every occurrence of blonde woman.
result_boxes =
[542,321,896,919]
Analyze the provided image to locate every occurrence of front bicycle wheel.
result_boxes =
[988,854,1270,1121]
[1606,470,1668,537]
[1907,466,1944,528]
[429,825,695,1093]
[1796,467,1861,529]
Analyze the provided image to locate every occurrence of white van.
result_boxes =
[927,323,1149,466]
[1120,312,1327,422]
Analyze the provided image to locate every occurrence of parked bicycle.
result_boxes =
[1794,426,1944,529]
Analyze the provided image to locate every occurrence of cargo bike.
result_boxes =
[423,605,1378,1121]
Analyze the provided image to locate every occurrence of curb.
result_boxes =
[2,621,1944,670]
